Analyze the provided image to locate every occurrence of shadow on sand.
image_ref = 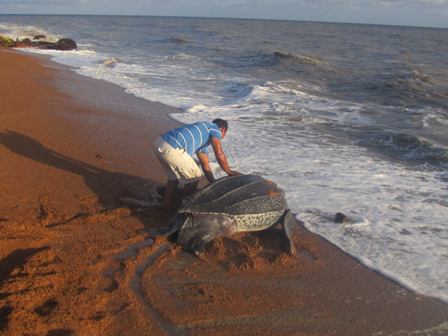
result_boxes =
[0,130,172,227]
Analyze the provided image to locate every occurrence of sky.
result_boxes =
[1,0,448,28]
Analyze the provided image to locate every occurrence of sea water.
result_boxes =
[1,15,447,303]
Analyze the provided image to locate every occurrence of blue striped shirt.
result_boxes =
[162,121,222,156]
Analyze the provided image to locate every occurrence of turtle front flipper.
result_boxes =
[282,210,300,256]
[148,213,188,236]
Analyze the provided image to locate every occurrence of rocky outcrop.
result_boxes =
[33,35,47,40]
[0,35,77,51]
[35,38,77,51]
[0,35,16,47]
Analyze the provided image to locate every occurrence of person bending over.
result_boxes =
[153,118,239,209]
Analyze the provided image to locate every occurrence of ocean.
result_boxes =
[1,15,447,303]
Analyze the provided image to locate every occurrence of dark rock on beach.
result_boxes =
[334,212,349,224]
[36,39,77,51]
[55,38,77,51]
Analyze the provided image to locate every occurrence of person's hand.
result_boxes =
[227,170,242,176]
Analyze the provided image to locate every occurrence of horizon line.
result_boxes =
[0,13,447,30]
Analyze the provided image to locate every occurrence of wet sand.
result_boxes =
[0,48,447,336]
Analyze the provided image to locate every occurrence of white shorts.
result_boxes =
[153,137,203,183]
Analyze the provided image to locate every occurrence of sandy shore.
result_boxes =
[1,48,447,336]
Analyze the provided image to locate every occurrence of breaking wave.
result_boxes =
[3,15,448,303]
[272,51,324,66]
[162,53,205,63]
[217,50,326,71]
[357,131,448,167]
[365,69,442,106]
[0,22,59,42]
[169,36,189,44]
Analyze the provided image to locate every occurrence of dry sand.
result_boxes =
[0,48,447,336]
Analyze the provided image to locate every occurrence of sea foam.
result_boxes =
[2,17,447,304]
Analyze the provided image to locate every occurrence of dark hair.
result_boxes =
[212,118,228,130]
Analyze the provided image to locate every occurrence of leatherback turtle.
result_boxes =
[167,174,299,254]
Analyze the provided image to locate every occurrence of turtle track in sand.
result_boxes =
[124,225,322,335]
[129,242,183,335]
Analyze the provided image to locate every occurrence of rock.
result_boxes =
[0,35,16,47]
[36,38,77,51]
[1,35,77,51]
[334,212,349,224]
[33,35,47,40]
[55,38,77,51]
[15,38,33,47]
[34,41,54,48]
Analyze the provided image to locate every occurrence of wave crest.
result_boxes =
[169,36,189,44]
[0,22,58,42]
[272,51,324,66]
[357,131,448,167]
[366,68,439,106]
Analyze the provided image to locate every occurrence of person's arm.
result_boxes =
[210,137,239,176]
[197,152,215,183]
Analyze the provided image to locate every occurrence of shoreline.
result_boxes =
[17,49,448,305]
[1,48,447,335]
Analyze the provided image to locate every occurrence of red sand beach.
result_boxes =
[0,49,447,336]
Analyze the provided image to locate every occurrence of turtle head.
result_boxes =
[164,212,189,237]
[171,213,235,253]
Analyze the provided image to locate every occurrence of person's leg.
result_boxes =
[163,179,179,209]
[154,138,203,207]
[183,181,199,197]
[162,148,203,200]
[154,138,181,210]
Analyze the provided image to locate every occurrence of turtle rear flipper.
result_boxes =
[282,210,300,256]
